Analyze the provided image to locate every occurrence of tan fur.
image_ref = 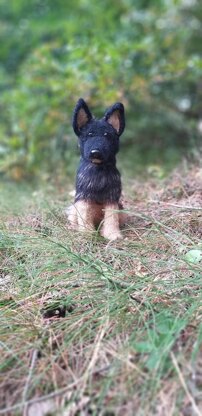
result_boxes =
[100,203,122,240]
[67,200,125,240]
[107,110,120,133]
[77,108,90,130]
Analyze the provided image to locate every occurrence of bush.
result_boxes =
[0,0,201,178]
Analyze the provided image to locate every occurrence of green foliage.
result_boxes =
[134,311,186,371]
[0,0,201,177]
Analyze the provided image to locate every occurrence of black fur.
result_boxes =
[72,98,125,204]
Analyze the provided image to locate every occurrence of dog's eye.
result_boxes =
[88,132,93,136]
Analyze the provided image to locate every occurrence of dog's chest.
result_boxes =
[75,162,121,203]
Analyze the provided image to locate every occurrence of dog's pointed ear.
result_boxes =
[73,98,93,136]
[104,103,125,136]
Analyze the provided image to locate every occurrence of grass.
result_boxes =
[0,165,201,416]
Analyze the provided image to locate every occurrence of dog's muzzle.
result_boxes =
[89,149,103,164]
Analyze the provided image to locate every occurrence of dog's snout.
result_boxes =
[90,149,102,160]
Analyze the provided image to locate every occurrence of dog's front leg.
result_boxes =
[67,204,78,229]
[101,203,123,240]
[76,200,95,232]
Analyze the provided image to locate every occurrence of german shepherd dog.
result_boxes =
[67,98,125,240]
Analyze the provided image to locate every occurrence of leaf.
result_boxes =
[184,249,202,264]
[146,350,160,370]
[135,341,153,353]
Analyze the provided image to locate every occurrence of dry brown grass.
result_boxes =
[0,164,201,415]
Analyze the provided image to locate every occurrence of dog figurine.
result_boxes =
[67,98,125,240]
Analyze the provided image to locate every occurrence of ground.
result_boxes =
[0,164,201,416]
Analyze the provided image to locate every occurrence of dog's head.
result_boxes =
[72,98,125,165]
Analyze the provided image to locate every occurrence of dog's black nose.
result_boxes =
[90,149,102,160]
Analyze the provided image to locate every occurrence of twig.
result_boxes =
[76,318,109,402]
[149,201,202,210]
[153,267,200,277]
[101,274,141,289]
[0,380,80,415]
[22,349,38,412]
[170,351,201,416]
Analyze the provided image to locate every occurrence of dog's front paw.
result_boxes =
[101,228,123,241]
